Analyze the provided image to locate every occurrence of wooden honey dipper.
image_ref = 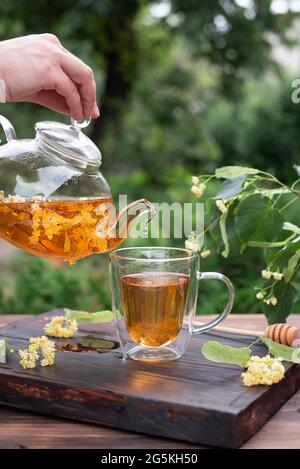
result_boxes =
[193,321,300,347]
[264,323,300,347]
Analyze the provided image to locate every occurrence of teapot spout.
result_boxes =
[114,198,156,240]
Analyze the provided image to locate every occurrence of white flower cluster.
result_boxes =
[262,270,283,281]
[19,336,55,369]
[241,355,285,387]
[44,316,78,338]
[190,176,206,198]
[264,296,277,306]
[185,232,201,253]
[255,290,277,306]
[216,199,227,214]
[256,269,284,306]
[200,249,211,259]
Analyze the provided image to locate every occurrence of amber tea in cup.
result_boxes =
[121,272,189,347]
[110,247,235,362]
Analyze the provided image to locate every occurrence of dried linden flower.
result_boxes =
[28,201,109,255]
[19,336,55,369]
[241,355,285,387]
[44,316,78,338]
[7,194,26,203]
[19,349,38,369]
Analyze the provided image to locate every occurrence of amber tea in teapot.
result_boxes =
[0,195,124,264]
[0,115,155,262]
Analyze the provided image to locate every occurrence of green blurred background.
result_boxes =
[0,0,300,315]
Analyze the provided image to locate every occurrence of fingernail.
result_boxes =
[92,103,100,118]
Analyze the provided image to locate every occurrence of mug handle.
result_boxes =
[192,271,235,334]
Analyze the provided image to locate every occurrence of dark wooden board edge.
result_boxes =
[0,311,299,448]
[0,366,237,448]
[0,353,299,448]
[233,362,300,448]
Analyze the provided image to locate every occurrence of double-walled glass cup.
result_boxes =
[110,247,235,362]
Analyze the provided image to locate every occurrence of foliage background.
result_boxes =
[0,0,299,315]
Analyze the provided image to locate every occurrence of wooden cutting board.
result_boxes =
[0,310,299,449]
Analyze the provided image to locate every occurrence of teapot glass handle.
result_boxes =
[0,115,16,142]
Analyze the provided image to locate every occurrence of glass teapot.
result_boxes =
[0,115,155,264]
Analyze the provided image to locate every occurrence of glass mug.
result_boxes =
[109,247,235,362]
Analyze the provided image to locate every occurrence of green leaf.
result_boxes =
[263,281,297,324]
[212,176,246,200]
[64,309,117,323]
[267,239,300,270]
[201,341,251,368]
[215,166,260,179]
[235,195,284,245]
[261,337,300,363]
[283,222,300,235]
[77,336,117,351]
[0,339,6,364]
[220,212,230,258]
[283,249,300,282]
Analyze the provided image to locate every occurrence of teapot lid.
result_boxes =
[35,118,101,168]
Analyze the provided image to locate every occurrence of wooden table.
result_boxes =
[0,314,299,449]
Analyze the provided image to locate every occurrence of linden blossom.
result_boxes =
[100,454,135,467]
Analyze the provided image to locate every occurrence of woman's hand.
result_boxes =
[0,34,99,120]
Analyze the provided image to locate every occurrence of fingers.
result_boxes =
[81,78,99,119]
[60,52,99,119]
[0,32,99,119]
[28,90,70,115]
[48,68,84,120]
